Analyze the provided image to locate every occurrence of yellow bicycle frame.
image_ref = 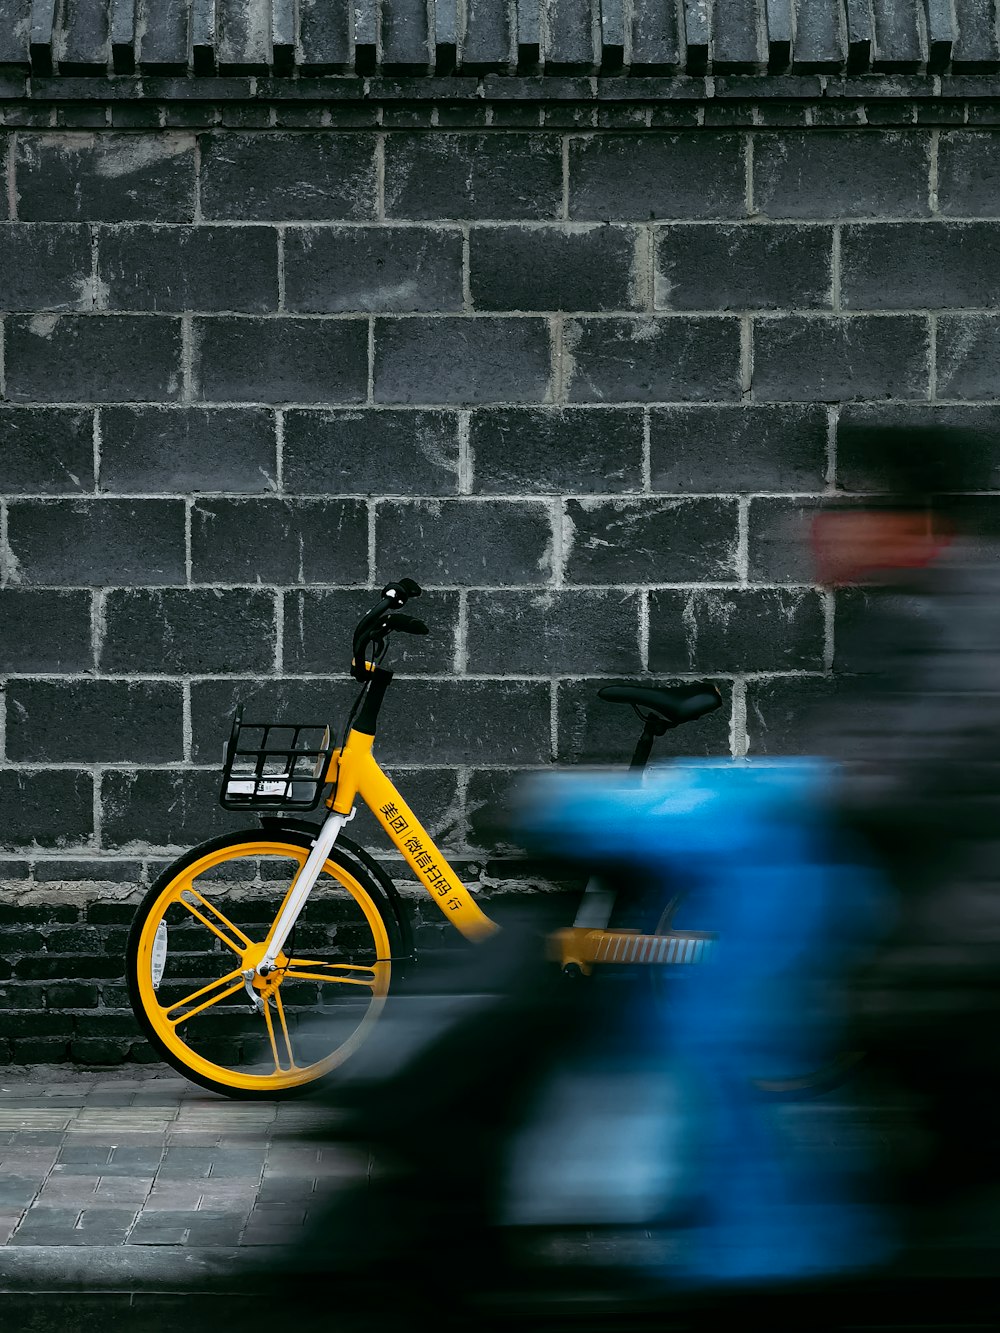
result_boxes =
[326,728,497,943]
[324,726,712,970]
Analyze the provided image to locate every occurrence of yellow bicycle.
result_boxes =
[127,577,722,1099]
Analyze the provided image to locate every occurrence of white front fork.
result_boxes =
[257,810,350,973]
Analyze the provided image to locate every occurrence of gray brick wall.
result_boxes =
[2,104,1000,1062]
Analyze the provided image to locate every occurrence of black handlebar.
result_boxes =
[387,578,421,604]
[385,612,428,635]
[351,577,424,679]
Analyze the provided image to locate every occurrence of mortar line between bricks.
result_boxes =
[0,306,987,331]
[276,224,286,311]
[736,498,749,584]
[561,135,570,220]
[832,226,848,311]
[184,499,193,584]
[182,680,193,761]
[929,126,939,214]
[641,226,654,311]
[638,590,649,672]
[0,645,5,758]
[6,216,1000,229]
[0,316,5,405]
[15,216,1000,231]
[461,225,472,310]
[552,498,568,586]
[91,407,101,491]
[0,487,920,506]
[274,590,284,673]
[88,225,101,310]
[0,289,996,312]
[92,767,103,851]
[91,587,105,671]
[0,95,986,115]
[822,589,836,673]
[550,312,564,401]
[457,409,471,492]
[0,390,984,412]
[826,405,838,488]
[455,589,468,673]
[454,764,472,843]
[0,495,10,591]
[745,130,754,215]
[928,312,938,399]
[366,500,376,583]
[193,134,202,223]
[6,132,16,220]
[367,315,375,402]
[730,676,748,758]
[549,680,558,762]
[180,314,194,401]
[641,409,651,492]
[274,407,284,492]
[376,134,385,220]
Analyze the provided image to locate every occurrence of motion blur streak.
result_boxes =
[252,426,1000,1330]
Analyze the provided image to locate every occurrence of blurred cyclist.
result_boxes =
[807,423,1000,1246]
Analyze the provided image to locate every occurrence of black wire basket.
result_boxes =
[219,705,334,812]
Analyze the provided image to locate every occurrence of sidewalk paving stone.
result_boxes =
[0,1178,45,1207]
[35,1179,102,1205]
[128,1210,248,1247]
[56,1144,115,1164]
[0,1069,357,1265]
[8,1205,141,1246]
[92,1177,155,1204]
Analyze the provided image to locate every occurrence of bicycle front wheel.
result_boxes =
[127,830,399,1099]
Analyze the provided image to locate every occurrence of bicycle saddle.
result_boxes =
[598,682,722,727]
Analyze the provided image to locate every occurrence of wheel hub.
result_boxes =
[240,942,289,1005]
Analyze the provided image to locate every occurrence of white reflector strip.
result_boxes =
[151,921,168,990]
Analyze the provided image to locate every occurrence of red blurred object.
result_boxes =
[809,510,953,586]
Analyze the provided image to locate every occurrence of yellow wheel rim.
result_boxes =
[134,840,392,1093]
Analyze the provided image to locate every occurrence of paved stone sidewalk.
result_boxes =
[0,1067,359,1253]
[2,1068,999,1333]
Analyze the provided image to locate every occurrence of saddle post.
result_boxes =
[570,709,672,936]
[629,711,671,771]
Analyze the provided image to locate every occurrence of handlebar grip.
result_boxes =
[381,577,422,606]
[386,613,429,635]
[350,579,424,678]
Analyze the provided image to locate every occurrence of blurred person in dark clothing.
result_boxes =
[257,913,623,1330]
[807,423,1000,1242]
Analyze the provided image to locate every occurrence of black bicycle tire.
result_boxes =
[126,828,403,1101]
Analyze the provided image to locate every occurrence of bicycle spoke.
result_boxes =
[272,990,297,1070]
[285,959,379,990]
[261,997,293,1074]
[166,971,246,1027]
[175,887,252,956]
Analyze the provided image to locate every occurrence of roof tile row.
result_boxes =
[3,0,1000,79]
